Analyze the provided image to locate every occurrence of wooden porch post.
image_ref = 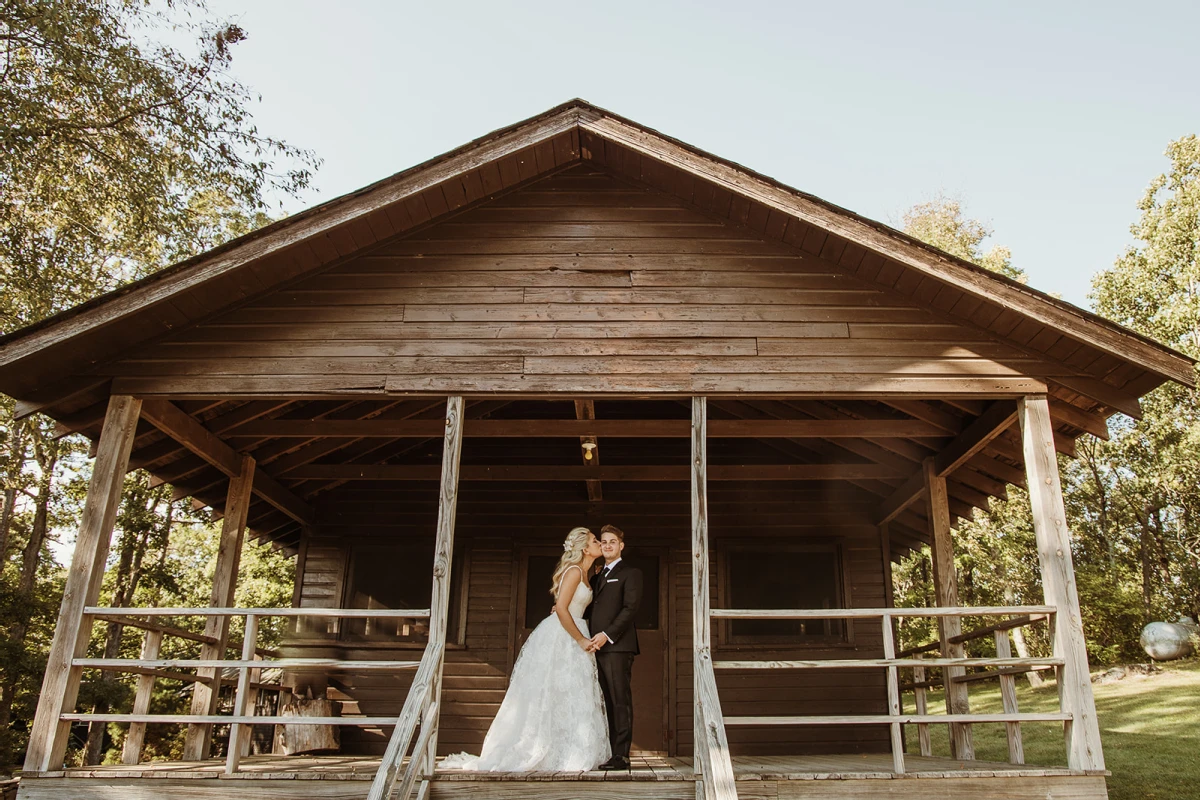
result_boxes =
[421,395,464,781]
[691,397,737,799]
[922,457,974,760]
[1018,395,1105,771]
[23,395,142,772]
[183,453,255,761]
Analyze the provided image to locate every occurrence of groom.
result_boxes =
[584,524,644,770]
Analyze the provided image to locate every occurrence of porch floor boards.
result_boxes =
[41,751,1092,780]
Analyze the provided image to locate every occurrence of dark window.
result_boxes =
[724,546,846,643]
[523,554,660,631]
[342,544,465,644]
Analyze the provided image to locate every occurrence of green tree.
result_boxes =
[0,0,316,770]
[1088,135,1200,629]
[901,195,1025,282]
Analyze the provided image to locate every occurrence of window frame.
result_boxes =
[715,538,855,650]
[337,540,470,649]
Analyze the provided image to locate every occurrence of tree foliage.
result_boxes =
[897,154,1200,667]
[0,0,313,771]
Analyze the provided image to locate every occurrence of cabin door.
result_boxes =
[515,547,668,754]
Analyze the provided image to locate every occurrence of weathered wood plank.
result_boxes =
[224,613,258,773]
[183,455,254,761]
[23,395,142,772]
[1019,395,1105,771]
[119,628,163,765]
[875,401,1018,525]
[994,629,1025,764]
[924,458,974,760]
[153,338,762,359]
[282,464,908,481]
[223,418,946,439]
[583,112,1194,387]
[136,399,315,527]
[691,397,739,800]
[383,375,1049,396]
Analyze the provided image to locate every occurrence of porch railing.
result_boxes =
[70,605,430,773]
[708,605,1066,775]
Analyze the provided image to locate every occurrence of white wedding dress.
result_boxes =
[442,569,610,771]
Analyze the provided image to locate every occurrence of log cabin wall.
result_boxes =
[100,164,1057,399]
[286,478,889,757]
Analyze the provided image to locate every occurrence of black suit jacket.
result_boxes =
[584,560,643,655]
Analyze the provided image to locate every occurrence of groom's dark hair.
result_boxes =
[600,524,625,542]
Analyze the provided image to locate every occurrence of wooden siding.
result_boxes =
[286,481,891,757]
[103,166,1058,398]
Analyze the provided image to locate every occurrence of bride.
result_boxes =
[443,527,611,771]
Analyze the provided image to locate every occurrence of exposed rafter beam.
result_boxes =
[1051,377,1142,420]
[13,378,110,421]
[223,418,947,439]
[283,463,907,482]
[875,400,1018,525]
[138,398,315,528]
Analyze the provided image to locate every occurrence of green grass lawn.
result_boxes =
[905,658,1200,800]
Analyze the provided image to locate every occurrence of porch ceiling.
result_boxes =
[41,396,1050,556]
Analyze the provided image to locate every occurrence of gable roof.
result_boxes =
[5,99,1194,553]
[0,99,1193,409]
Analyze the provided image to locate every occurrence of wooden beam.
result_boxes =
[119,624,163,766]
[224,418,947,438]
[139,398,241,476]
[283,463,907,481]
[1048,398,1110,440]
[1019,395,1105,771]
[875,401,1017,525]
[23,395,142,772]
[932,401,1018,477]
[924,458,974,761]
[422,396,464,782]
[1051,376,1143,420]
[574,400,602,502]
[138,398,315,528]
[13,378,110,421]
[183,455,254,761]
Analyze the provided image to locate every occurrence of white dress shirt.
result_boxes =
[597,558,622,644]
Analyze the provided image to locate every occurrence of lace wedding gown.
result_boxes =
[442,571,610,771]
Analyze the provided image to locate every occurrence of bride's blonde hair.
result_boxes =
[550,526,593,598]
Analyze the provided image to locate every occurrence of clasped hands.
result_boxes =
[578,633,608,652]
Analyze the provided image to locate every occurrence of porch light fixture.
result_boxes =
[581,440,598,461]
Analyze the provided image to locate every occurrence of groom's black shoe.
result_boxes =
[599,756,631,771]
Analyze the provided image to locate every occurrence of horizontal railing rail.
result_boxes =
[76,658,421,670]
[61,713,404,725]
[64,606,432,774]
[725,712,1072,725]
[708,605,1062,775]
[84,606,432,618]
[716,657,1064,670]
[710,605,1056,619]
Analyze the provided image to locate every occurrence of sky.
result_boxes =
[204,0,1200,309]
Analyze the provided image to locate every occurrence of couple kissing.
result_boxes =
[444,524,644,772]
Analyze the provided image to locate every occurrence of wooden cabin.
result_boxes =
[2,100,1194,800]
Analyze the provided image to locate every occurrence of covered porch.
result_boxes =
[15,393,1108,800]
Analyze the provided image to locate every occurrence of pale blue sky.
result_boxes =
[208,0,1199,307]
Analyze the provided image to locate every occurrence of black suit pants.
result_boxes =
[595,650,635,758]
